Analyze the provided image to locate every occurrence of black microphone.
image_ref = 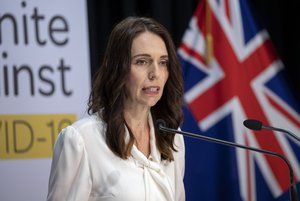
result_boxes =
[243,119,300,143]
[156,119,298,201]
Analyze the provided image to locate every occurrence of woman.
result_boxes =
[47,16,185,201]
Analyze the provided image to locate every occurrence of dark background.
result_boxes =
[87,0,300,103]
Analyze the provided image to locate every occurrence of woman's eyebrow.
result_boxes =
[131,54,168,59]
[131,54,151,59]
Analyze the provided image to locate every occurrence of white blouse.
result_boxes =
[47,113,185,201]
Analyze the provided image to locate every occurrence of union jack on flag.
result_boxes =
[178,0,300,201]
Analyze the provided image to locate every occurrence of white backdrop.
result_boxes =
[0,0,91,200]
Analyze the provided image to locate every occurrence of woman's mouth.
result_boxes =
[142,86,160,93]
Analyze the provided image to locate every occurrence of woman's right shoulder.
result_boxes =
[73,113,103,128]
[59,113,106,140]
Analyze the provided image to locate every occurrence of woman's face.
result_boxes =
[125,31,169,110]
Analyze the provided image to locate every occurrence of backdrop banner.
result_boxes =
[0,0,91,200]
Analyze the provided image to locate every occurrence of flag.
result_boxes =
[178,0,300,200]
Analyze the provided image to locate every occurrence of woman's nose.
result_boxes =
[148,63,159,80]
[148,71,155,80]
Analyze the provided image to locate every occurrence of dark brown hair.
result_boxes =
[88,16,183,161]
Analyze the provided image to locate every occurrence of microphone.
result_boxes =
[156,119,298,201]
[243,119,300,143]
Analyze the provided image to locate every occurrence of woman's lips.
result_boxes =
[142,86,160,93]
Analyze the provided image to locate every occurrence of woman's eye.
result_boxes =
[135,59,148,65]
[160,60,169,67]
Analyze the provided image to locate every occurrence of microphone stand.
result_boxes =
[243,119,300,143]
[262,124,300,143]
[157,123,298,201]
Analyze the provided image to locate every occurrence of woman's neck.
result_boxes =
[124,108,151,157]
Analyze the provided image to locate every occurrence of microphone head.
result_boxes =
[156,119,166,129]
[243,119,263,130]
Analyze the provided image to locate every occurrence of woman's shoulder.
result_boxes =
[61,113,106,138]
[72,113,102,128]
[70,113,104,127]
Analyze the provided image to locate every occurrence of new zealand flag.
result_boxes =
[178,0,300,200]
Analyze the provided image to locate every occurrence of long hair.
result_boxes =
[88,16,183,161]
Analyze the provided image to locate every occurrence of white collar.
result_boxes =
[124,113,174,201]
